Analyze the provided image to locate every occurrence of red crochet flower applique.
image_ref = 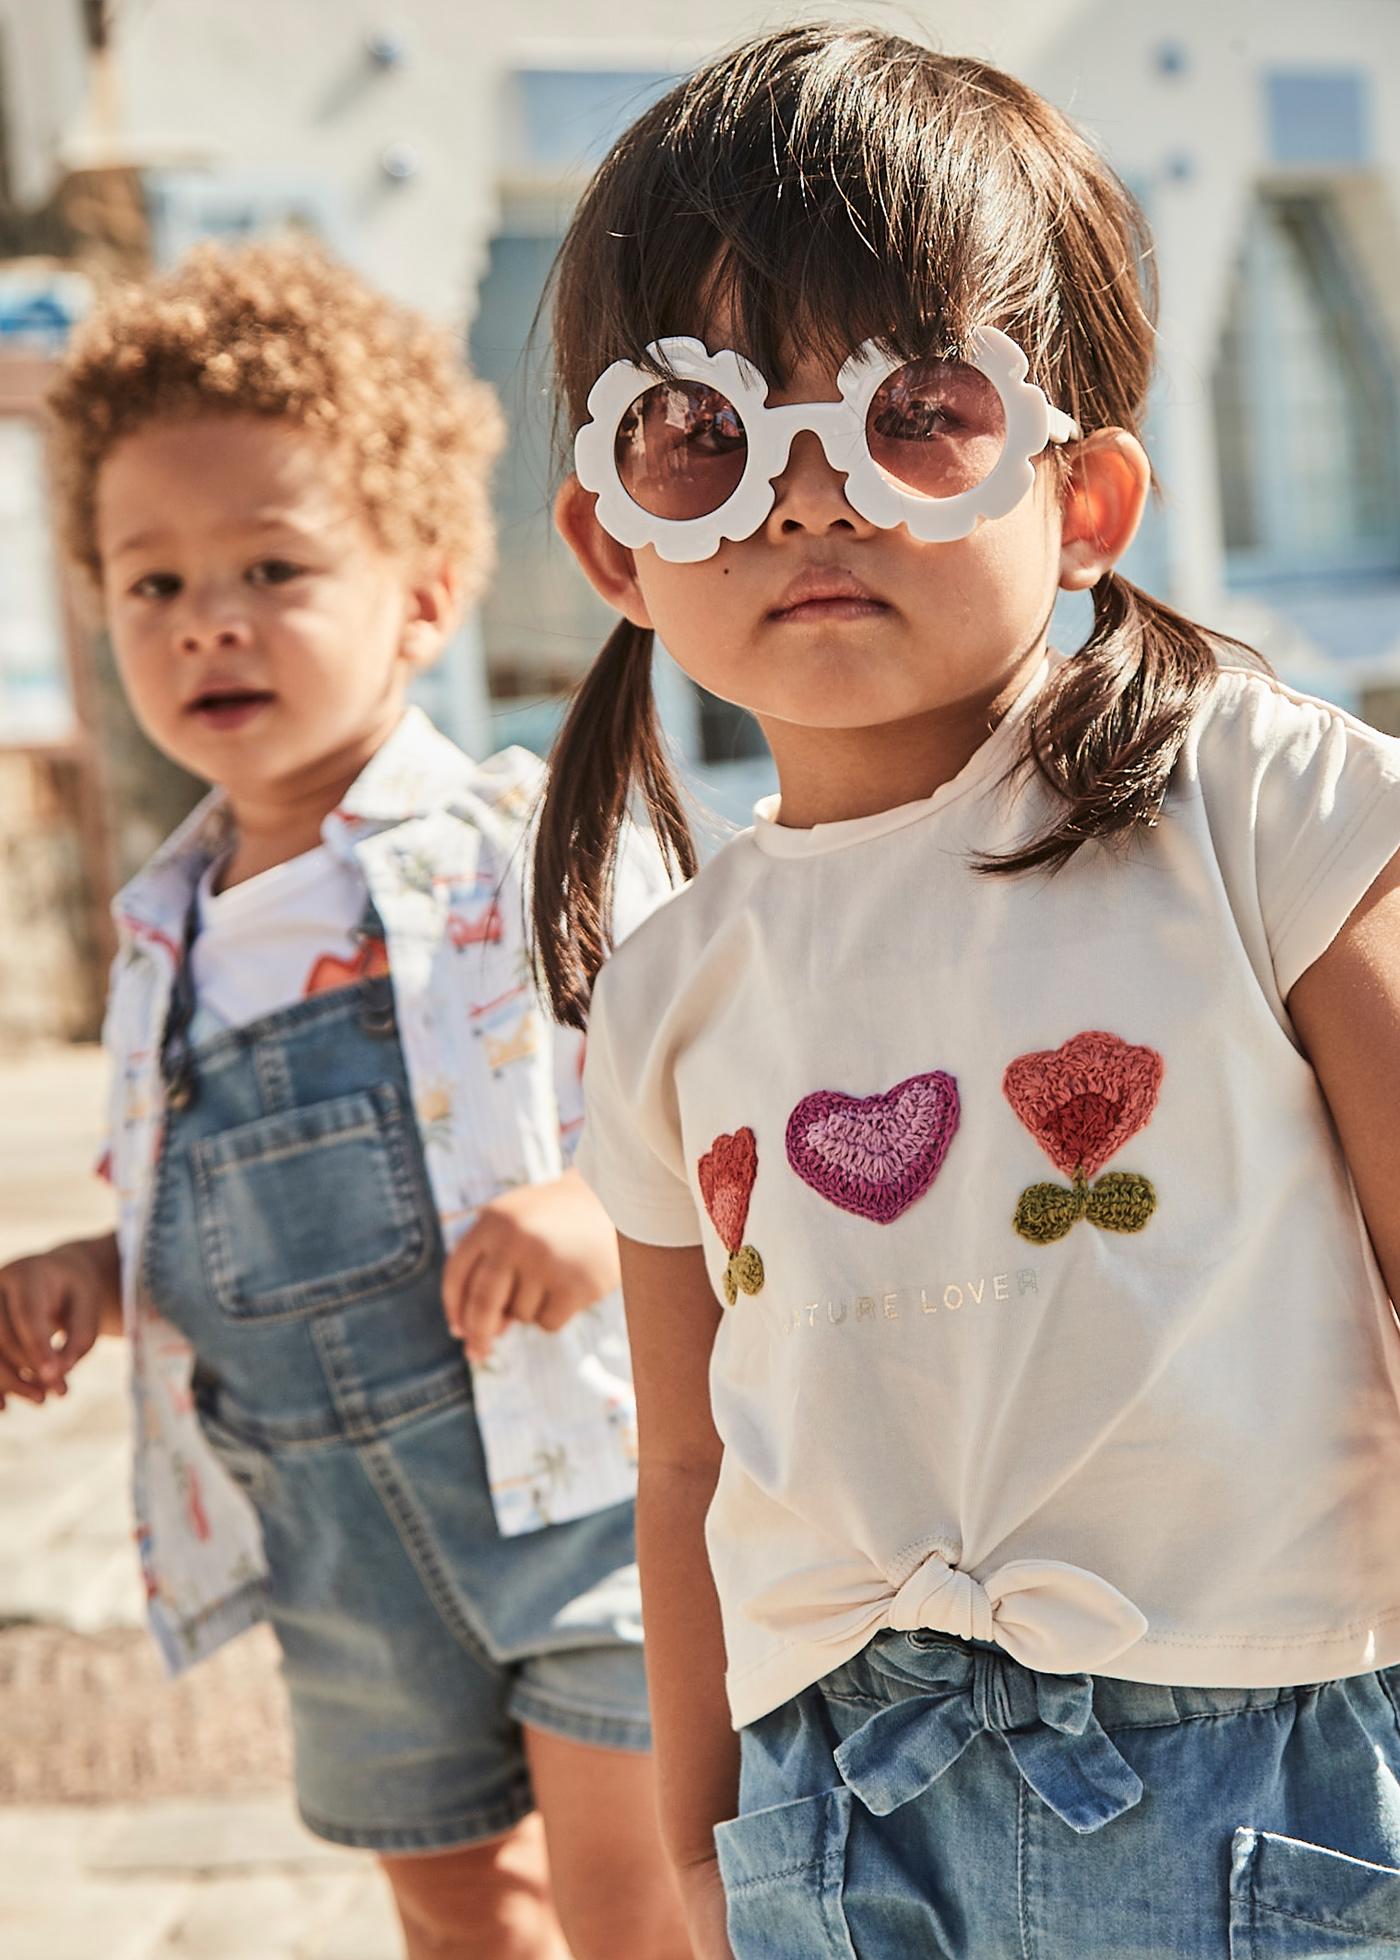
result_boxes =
[1003,1031,1163,1244]
[698,1127,765,1306]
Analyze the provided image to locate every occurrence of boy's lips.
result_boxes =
[767,569,890,623]
[185,685,276,730]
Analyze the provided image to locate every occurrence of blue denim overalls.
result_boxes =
[139,912,648,1852]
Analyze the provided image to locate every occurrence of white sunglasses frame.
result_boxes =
[574,325,1081,564]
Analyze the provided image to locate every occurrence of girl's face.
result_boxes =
[561,332,1148,768]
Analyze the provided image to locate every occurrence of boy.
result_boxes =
[0,239,684,1960]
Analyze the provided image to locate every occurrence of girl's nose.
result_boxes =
[766,429,871,539]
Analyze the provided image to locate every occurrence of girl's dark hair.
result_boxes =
[533,23,1250,1027]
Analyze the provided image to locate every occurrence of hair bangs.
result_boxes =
[550,26,1076,427]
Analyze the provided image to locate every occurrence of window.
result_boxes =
[1212,192,1400,579]
[144,170,353,268]
[468,226,608,751]
[508,70,676,175]
[1265,71,1370,170]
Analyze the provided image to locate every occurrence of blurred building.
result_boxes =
[1,0,1398,1036]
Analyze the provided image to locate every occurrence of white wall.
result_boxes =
[0,0,90,208]
[59,1,1088,319]
[31,0,1400,731]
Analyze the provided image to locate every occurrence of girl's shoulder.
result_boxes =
[1186,658,1400,792]
[1181,658,1400,1002]
[593,826,767,1018]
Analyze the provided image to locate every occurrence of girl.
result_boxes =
[0,240,687,1960]
[533,25,1400,1960]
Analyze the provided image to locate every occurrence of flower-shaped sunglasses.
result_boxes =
[574,326,1080,564]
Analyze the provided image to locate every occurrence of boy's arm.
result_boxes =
[619,1233,737,1957]
[1288,847,1400,1304]
[0,1231,122,1406]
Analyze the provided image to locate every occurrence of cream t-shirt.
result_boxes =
[578,661,1400,1729]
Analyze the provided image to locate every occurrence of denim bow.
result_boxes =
[833,1643,1143,1835]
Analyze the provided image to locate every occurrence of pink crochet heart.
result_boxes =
[698,1128,759,1254]
[1003,1031,1163,1180]
[786,1072,960,1224]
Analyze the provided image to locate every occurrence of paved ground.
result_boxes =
[0,1044,402,1959]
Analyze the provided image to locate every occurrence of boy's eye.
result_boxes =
[130,572,181,600]
[247,558,305,587]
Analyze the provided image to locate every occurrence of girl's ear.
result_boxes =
[1057,430,1151,591]
[555,475,655,630]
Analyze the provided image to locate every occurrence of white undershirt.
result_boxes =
[189,845,368,1039]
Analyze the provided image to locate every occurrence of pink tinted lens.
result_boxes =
[614,380,748,520]
[866,357,1008,499]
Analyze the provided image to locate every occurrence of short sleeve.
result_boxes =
[574,951,703,1249]
[1197,673,1400,1001]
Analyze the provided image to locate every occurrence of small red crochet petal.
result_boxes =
[1003,1031,1163,1181]
[698,1126,759,1255]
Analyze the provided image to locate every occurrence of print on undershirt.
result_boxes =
[304,936,390,997]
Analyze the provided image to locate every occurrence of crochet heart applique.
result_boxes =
[697,1127,765,1306]
[1003,1030,1163,1244]
[785,1072,960,1224]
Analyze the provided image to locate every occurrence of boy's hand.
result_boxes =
[442,1170,622,1365]
[0,1233,121,1410]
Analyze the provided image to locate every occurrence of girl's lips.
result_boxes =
[769,596,890,623]
[187,692,274,731]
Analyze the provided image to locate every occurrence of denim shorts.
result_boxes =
[141,977,649,1854]
[716,1629,1400,1957]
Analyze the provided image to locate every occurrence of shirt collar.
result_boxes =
[112,709,531,944]
[331,705,480,826]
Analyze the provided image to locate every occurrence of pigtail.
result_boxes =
[984,573,1247,875]
[531,619,696,1030]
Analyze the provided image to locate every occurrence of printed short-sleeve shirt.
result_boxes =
[105,708,670,1672]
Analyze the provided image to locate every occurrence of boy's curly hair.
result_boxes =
[48,234,505,599]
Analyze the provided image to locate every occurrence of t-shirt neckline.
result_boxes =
[197,842,336,917]
[750,655,1050,859]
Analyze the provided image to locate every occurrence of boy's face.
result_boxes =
[96,414,451,807]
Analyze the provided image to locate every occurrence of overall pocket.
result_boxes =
[192,1083,431,1322]
[1230,1828,1400,1956]
[714,1786,858,1959]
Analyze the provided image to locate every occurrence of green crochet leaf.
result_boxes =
[1085,1171,1157,1234]
[723,1244,765,1306]
[1013,1181,1084,1244]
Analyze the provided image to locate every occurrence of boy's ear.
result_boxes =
[554,475,654,630]
[402,560,464,669]
[1058,430,1151,591]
